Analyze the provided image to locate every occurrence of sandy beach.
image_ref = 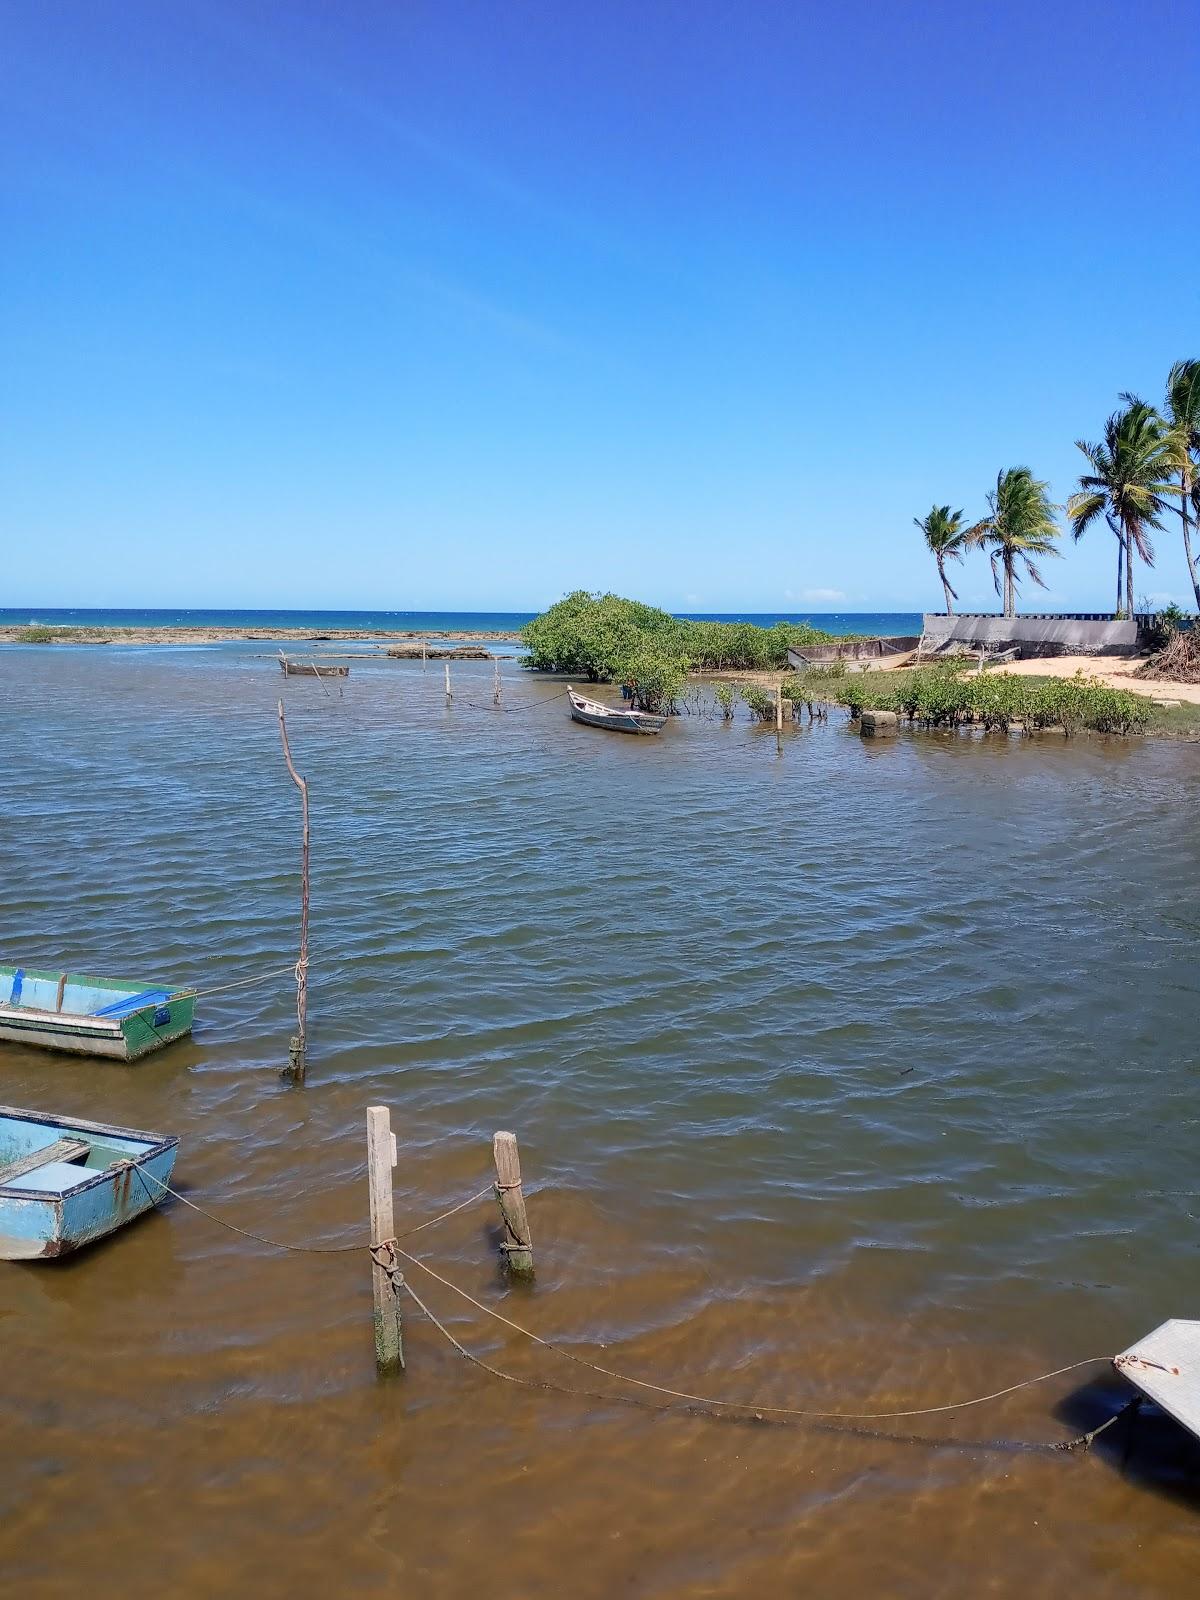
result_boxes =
[979,653,1200,705]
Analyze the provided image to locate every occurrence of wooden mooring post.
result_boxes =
[277,700,309,1082]
[444,662,452,703]
[492,1131,533,1276]
[493,658,502,706]
[421,640,427,671]
[367,1106,404,1372]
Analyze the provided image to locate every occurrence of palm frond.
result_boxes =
[1066,491,1106,540]
[1166,359,1200,441]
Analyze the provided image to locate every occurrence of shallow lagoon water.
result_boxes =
[1,645,1199,1597]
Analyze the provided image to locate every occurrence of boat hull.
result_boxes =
[567,688,666,735]
[0,1107,179,1260]
[279,659,349,677]
[0,968,196,1061]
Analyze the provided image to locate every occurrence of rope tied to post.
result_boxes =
[370,1239,405,1300]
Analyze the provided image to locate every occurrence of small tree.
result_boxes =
[712,682,737,720]
[616,642,688,715]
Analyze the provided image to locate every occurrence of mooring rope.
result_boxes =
[391,1243,1113,1424]
[396,1274,1121,1455]
[129,1168,1120,1447]
[188,965,301,1000]
[132,1168,495,1253]
[459,685,572,713]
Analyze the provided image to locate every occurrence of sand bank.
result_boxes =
[978,653,1200,706]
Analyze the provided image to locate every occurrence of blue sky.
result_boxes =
[3,0,1197,613]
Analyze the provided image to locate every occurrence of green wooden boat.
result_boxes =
[0,966,196,1061]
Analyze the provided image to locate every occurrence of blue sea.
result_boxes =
[0,606,923,636]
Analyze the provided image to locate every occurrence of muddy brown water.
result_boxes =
[2,646,1200,1598]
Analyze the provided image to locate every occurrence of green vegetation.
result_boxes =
[833,664,1149,735]
[615,641,688,716]
[681,618,841,670]
[741,685,777,722]
[521,591,845,711]
[712,681,738,721]
[15,626,57,643]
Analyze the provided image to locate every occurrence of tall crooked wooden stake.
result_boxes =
[277,699,309,1082]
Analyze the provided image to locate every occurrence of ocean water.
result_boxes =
[0,606,924,637]
[1,642,1198,1598]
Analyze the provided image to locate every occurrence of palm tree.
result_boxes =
[1165,360,1200,610]
[1066,400,1181,618]
[968,467,1060,618]
[914,505,970,614]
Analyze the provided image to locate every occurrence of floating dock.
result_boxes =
[1114,1320,1200,1440]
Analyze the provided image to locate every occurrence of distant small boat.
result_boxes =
[0,1106,179,1259]
[0,967,196,1060]
[279,653,350,678]
[567,685,667,735]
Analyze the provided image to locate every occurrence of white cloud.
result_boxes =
[800,587,846,603]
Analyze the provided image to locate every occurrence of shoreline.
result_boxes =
[0,625,524,647]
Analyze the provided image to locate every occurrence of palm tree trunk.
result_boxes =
[1115,535,1124,617]
[1183,464,1200,611]
[938,557,954,616]
[1126,528,1135,620]
[1004,554,1015,618]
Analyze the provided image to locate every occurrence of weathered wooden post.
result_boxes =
[776,681,785,730]
[493,658,502,706]
[492,1131,533,1276]
[444,662,452,703]
[367,1106,404,1371]
[421,640,427,671]
[277,700,309,1082]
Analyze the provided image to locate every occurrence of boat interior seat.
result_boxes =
[92,989,172,1018]
[1,1161,96,1194]
[0,1137,92,1188]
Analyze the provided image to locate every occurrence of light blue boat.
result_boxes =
[0,1106,178,1260]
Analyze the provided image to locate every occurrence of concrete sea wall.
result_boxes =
[921,613,1157,656]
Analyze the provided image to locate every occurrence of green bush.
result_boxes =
[522,593,843,677]
[712,681,737,720]
[742,685,776,722]
[617,641,688,715]
[16,626,56,643]
[522,591,685,680]
[1147,603,1193,647]
[833,666,1149,736]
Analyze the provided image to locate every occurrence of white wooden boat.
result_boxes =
[567,686,667,735]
